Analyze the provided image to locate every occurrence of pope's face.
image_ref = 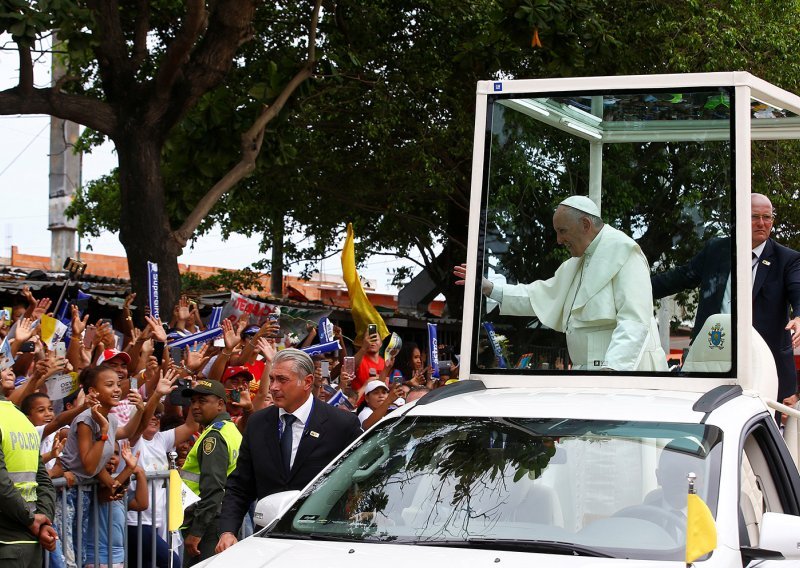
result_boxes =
[553,206,592,257]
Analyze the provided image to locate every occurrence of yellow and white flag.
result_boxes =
[685,493,717,564]
[167,470,186,531]
[39,315,68,349]
[341,223,389,344]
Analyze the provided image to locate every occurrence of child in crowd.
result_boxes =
[85,440,148,568]
[126,369,192,568]
[59,365,149,567]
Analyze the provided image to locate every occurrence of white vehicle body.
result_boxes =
[198,72,800,567]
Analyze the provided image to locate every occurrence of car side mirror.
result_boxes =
[253,490,300,529]
[756,512,800,559]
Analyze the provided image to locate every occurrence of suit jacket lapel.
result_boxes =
[753,239,774,299]
[290,398,327,477]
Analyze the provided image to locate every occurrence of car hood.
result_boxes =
[197,535,685,568]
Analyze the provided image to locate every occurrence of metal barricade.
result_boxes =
[46,471,177,568]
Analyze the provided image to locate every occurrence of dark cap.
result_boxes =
[182,379,226,400]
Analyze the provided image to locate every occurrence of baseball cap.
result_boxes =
[364,380,389,395]
[96,348,131,366]
[222,366,254,383]
[182,379,227,400]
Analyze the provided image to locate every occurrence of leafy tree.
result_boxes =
[61,0,614,315]
[1,0,322,316]
[180,268,264,295]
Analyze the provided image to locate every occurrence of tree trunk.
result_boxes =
[114,127,182,323]
[270,212,284,297]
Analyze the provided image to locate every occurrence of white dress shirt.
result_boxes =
[278,394,314,470]
[720,241,767,314]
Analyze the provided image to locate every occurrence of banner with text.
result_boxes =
[220,291,331,340]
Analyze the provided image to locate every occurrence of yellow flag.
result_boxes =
[341,223,389,344]
[167,469,184,531]
[686,493,717,564]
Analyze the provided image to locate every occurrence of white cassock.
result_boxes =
[489,225,667,372]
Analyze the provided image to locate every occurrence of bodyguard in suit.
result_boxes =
[652,193,800,402]
[215,348,362,553]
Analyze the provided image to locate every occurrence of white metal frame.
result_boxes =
[461,72,800,394]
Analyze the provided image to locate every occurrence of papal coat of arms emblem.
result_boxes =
[708,323,726,350]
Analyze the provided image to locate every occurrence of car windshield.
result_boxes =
[268,416,723,561]
[474,89,736,376]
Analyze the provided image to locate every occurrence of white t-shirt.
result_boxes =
[357,407,374,425]
[126,429,176,538]
[35,425,65,469]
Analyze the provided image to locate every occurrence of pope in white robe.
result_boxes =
[461,196,667,372]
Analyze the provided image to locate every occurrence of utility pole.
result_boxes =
[48,39,81,270]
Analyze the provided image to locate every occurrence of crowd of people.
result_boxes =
[0,286,459,568]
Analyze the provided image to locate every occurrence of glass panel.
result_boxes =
[268,416,723,562]
[474,89,734,375]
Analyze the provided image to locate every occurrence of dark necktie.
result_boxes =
[280,414,296,476]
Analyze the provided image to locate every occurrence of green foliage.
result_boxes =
[46,0,800,306]
[180,268,264,294]
[66,170,121,237]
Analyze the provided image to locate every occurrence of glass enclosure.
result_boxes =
[473,88,738,376]
[267,416,723,562]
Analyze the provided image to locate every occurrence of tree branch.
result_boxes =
[86,0,130,96]
[171,0,322,248]
[18,44,33,96]
[131,0,151,70]
[0,88,117,136]
[153,0,206,98]
[243,0,321,140]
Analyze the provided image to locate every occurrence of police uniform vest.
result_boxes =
[0,400,40,512]
[180,419,242,496]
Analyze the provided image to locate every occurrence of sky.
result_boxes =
[0,34,415,294]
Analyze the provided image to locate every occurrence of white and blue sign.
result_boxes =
[147,261,160,318]
[301,340,340,357]
[493,82,503,92]
[318,317,334,343]
[483,322,508,368]
[427,323,440,378]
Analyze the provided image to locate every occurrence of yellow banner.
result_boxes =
[341,223,389,344]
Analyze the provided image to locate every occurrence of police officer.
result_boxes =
[0,391,58,568]
[179,379,242,566]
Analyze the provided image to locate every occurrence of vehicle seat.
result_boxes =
[740,490,759,547]
[681,314,731,372]
[510,484,563,526]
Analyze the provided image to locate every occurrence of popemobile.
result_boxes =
[197,73,800,567]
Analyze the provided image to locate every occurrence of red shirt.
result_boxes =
[355,355,385,391]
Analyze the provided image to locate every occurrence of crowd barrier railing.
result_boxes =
[47,471,178,568]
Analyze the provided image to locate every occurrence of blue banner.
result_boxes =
[482,322,508,369]
[318,317,333,343]
[427,323,440,378]
[168,326,223,349]
[147,261,160,318]
[327,388,354,410]
[208,306,223,329]
[301,340,340,357]
[57,290,92,348]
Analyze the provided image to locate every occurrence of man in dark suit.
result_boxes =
[215,348,362,552]
[652,193,800,403]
